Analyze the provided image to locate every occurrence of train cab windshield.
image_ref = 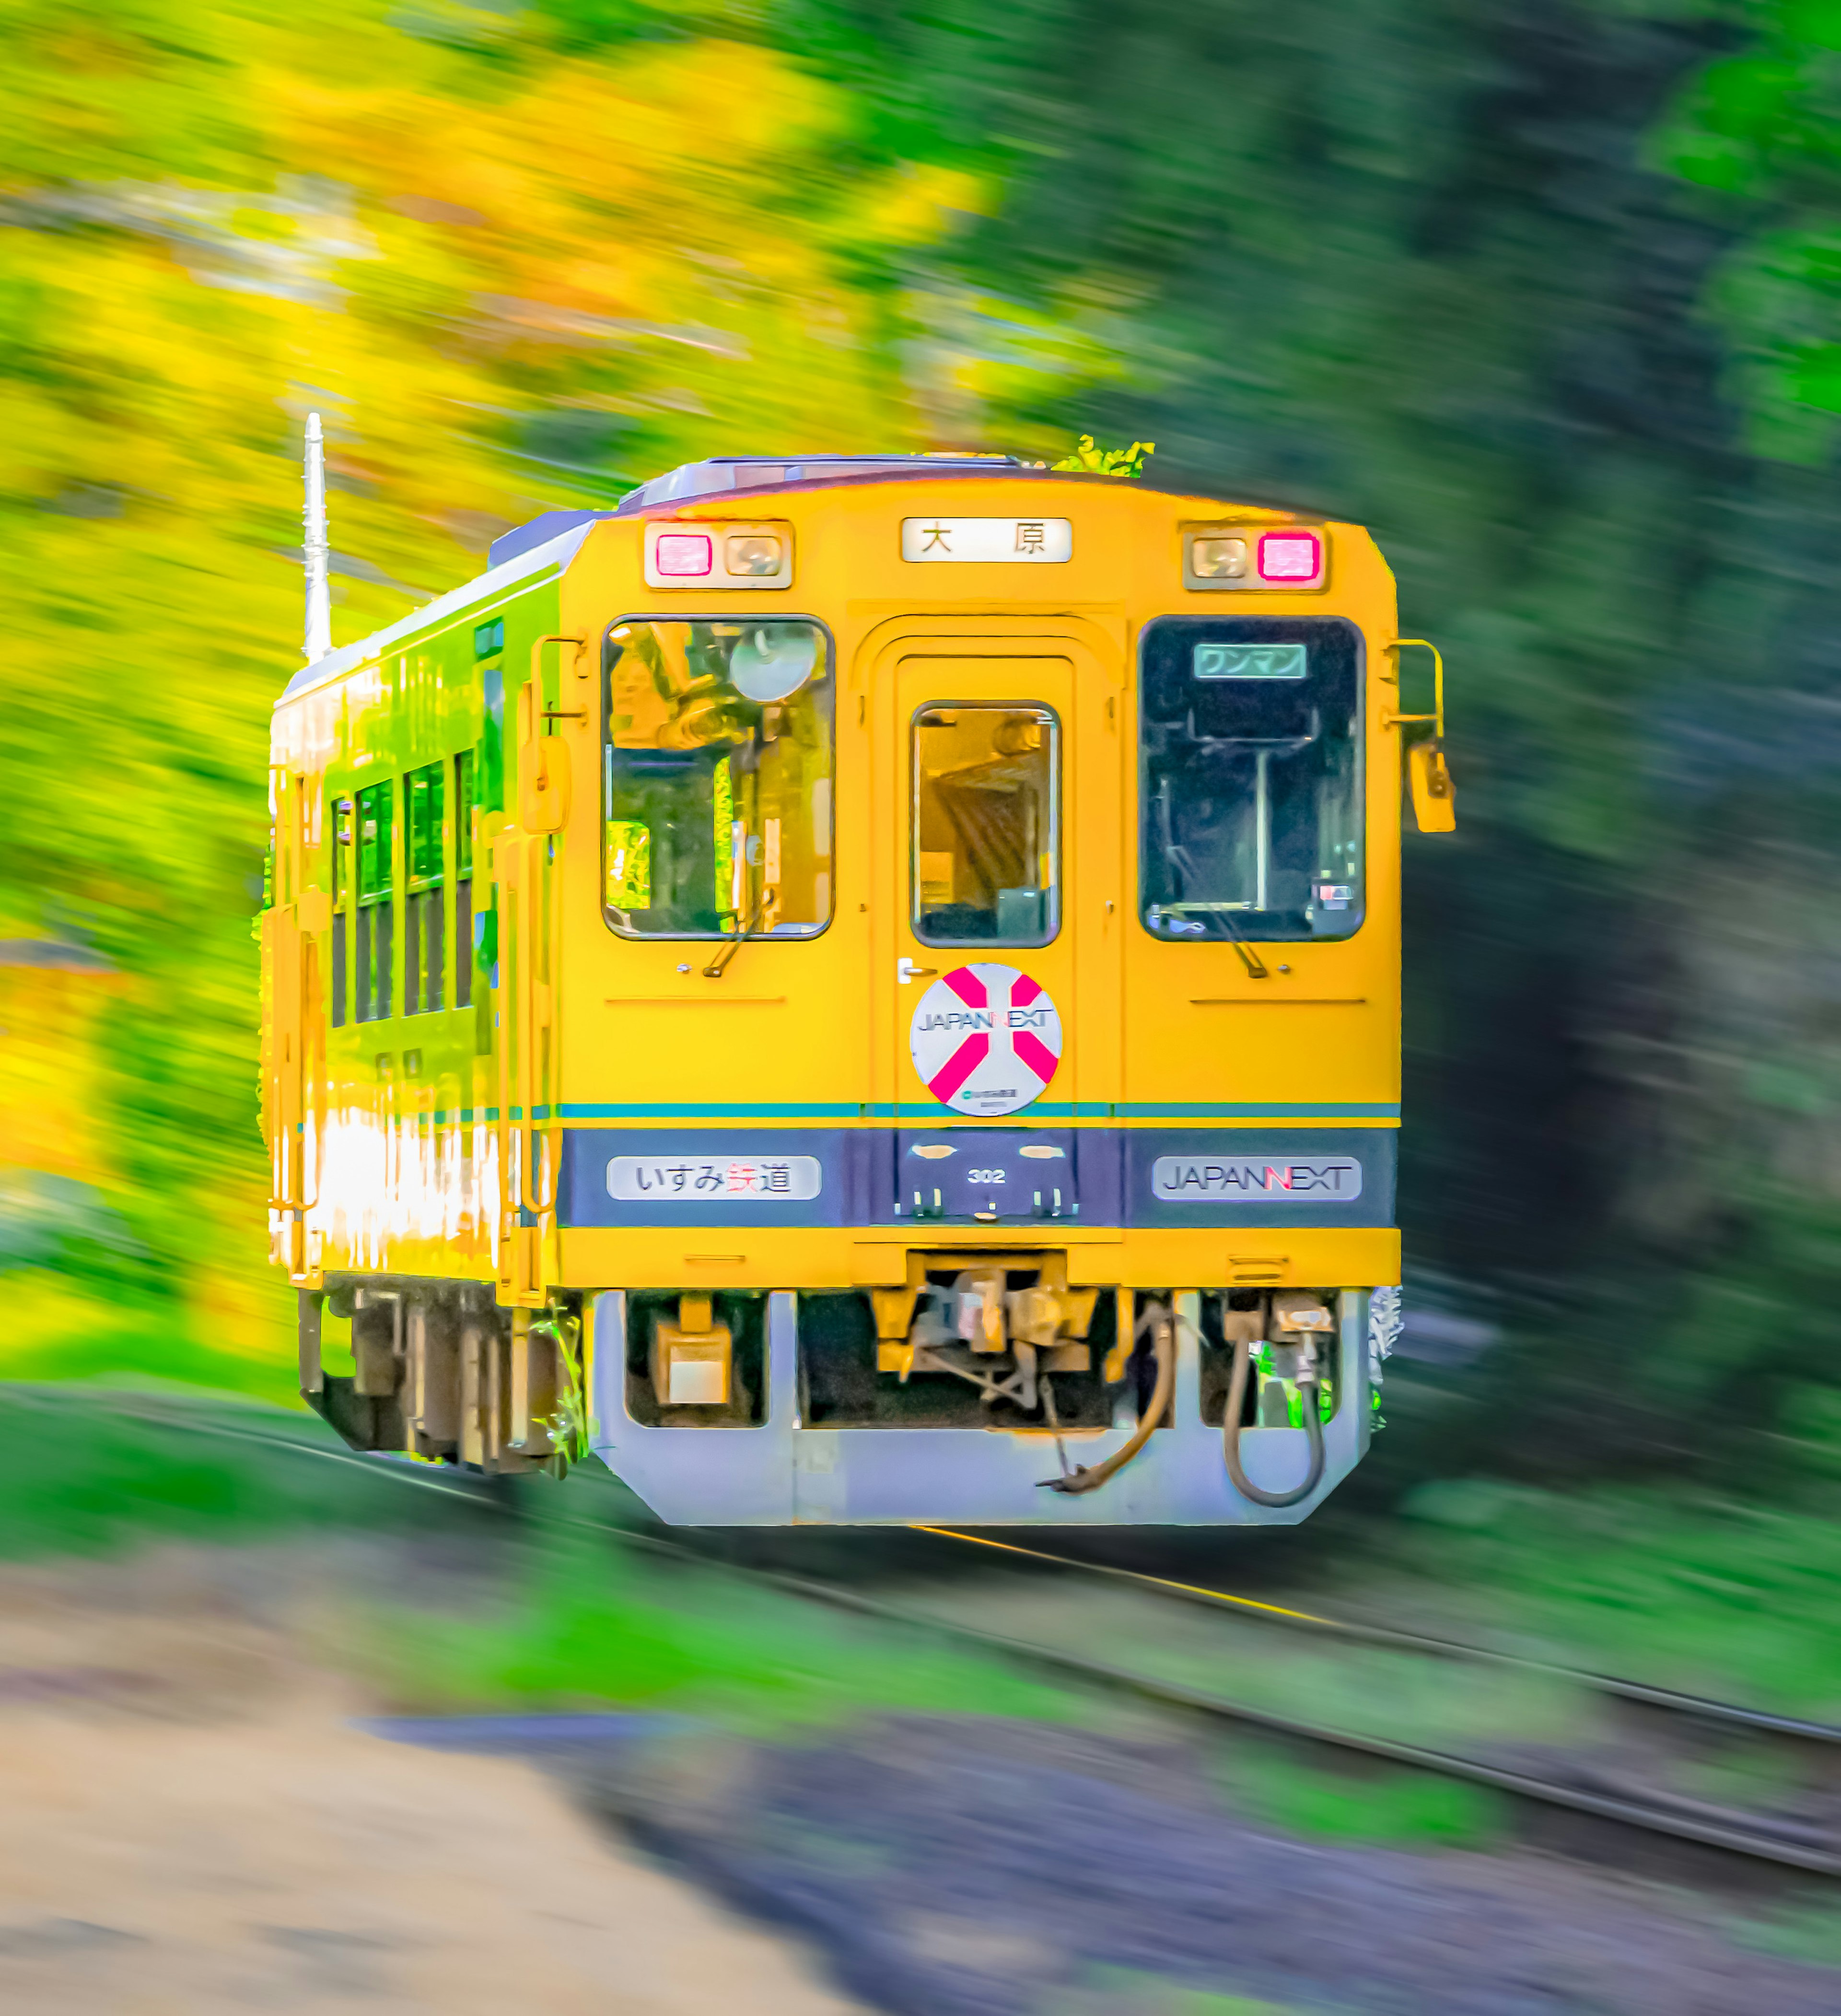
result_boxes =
[603,618,834,938]
[1139,615,1363,943]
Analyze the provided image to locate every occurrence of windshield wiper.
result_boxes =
[1213,904,1270,980]
[703,885,777,979]
[1157,807,1269,978]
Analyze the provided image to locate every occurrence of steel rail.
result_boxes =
[18,1389,1841,1882]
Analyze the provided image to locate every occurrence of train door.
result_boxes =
[493,663,571,1307]
[491,828,546,1305]
[267,766,324,1279]
[880,646,1119,1154]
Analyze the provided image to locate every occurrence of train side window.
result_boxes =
[329,794,353,1028]
[603,619,834,939]
[454,748,475,1009]
[911,704,1060,947]
[355,778,395,1021]
[1138,616,1364,943]
[405,760,444,1014]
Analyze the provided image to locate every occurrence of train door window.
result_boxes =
[911,704,1060,946]
[405,760,444,1014]
[603,619,834,938]
[480,662,506,816]
[1138,617,1363,942]
[355,778,395,1020]
[453,748,475,1009]
[329,792,353,1028]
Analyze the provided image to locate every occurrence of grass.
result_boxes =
[1723,1897,1841,1970]
[7,1376,1828,1895]
[1113,1617,1596,1758]
[1058,1967,1329,2015]
[0,1385,1091,1736]
[363,1519,1090,1736]
[0,1384,447,1558]
[1674,1738,1805,1810]
[1215,1741,1503,1850]
[1376,1477,1841,1720]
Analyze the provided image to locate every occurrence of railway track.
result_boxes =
[912,1524,1841,1743]
[19,1387,1841,1887]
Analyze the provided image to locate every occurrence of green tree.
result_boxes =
[0,0,962,1384]
[1650,0,1841,460]
[770,0,1841,1483]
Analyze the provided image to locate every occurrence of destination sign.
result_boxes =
[900,517,1073,563]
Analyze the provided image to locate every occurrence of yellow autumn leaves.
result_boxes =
[0,2,986,1380]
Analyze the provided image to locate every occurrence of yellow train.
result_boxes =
[263,449,1452,1524]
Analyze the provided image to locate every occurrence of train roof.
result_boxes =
[278,514,602,703]
[277,453,1301,707]
[614,452,1031,516]
[278,456,1042,703]
[486,455,1035,568]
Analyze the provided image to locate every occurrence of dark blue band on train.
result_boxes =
[556,1127,1395,1231]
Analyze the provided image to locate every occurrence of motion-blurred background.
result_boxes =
[6,8,1841,2008]
[8,0,1840,1503]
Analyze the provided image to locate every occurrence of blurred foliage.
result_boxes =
[2,0,1838,1484]
[369,1524,1080,1733]
[1214,1746,1504,1850]
[1124,1606,1592,1755]
[1726,1898,1841,1972]
[0,1391,447,1555]
[1072,1976,1308,2016]
[1387,1473,1841,1714]
[1050,434,1156,476]
[1650,0,1841,460]
[828,0,1841,1485]
[0,0,965,1386]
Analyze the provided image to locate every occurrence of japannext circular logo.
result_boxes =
[909,963,1063,1116]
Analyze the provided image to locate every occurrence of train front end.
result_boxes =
[544,460,1414,1523]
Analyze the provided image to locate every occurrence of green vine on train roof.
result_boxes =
[1050,436,1155,478]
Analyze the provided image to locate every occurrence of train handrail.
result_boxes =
[1381,637,1445,736]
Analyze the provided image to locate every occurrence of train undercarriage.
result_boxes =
[299,1260,1382,1525]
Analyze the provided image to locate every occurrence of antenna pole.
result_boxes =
[303,411,331,663]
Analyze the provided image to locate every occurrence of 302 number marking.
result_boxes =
[967,1169,1007,1184]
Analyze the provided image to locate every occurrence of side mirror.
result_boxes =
[1409,741,1456,833]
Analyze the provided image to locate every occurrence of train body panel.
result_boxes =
[264,459,1428,1521]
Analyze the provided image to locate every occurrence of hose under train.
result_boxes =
[1041,1305,1328,1505]
[1042,1301,1177,1495]
[1222,1333,1326,1508]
